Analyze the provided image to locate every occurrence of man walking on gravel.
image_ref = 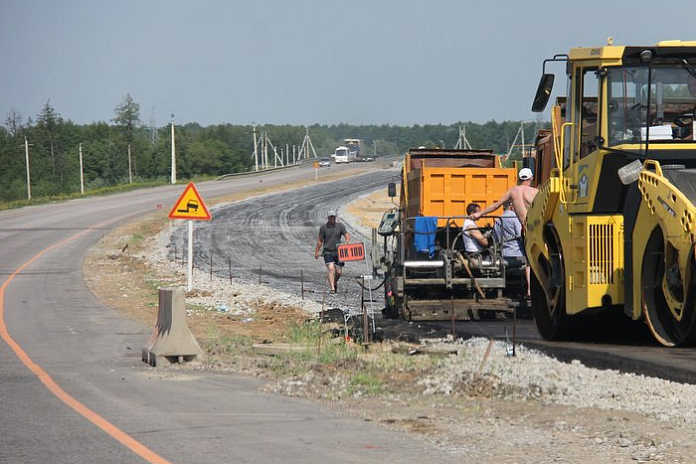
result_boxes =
[315,210,351,294]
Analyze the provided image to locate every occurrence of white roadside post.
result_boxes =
[168,182,211,292]
[171,114,177,184]
[128,144,133,184]
[23,137,31,200]
[79,143,84,194]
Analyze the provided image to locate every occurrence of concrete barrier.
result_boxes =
[142,287,204,367]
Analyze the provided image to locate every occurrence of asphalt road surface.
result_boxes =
[0,163,456,464]
[5,161,696,464]
[170,168,696,385]
[168,168,398,313]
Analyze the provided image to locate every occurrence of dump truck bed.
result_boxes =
[402,149,517,226]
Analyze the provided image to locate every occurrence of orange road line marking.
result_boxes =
[0,214,176,464]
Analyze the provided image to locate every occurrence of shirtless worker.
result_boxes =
[469,167,539,226]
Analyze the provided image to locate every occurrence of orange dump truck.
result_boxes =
[376,148,523,321]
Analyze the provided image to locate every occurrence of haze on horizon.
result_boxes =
[1,0,694,128]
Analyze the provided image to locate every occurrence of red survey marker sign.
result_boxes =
[337,243,365,261]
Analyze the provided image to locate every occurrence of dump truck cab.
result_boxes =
[528,40,696,346]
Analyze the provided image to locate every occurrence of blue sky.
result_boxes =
[1,0,694,127]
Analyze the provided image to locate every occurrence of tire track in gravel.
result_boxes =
[168,169,395,310]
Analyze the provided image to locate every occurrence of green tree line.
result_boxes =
[0,95,541,203]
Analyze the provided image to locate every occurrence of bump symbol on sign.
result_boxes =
[177,199,199,213]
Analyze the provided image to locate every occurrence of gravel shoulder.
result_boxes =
[84,168,696,463]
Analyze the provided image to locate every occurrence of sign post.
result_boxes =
[168,182,212,291]
[313,161,319,181]
[187,220,193,290]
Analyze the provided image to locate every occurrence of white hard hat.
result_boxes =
[327,210,337,217]
[518,168,533,180]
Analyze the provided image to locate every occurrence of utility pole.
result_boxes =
[79,143,84,194]
[454,125,473,150]
[520,122,526,158]
[298,128,318,160]
[253,124,259,172]
[373,141,377,157]
[127,144,133,184]
[149,107,156,144]
[23,137,31,200]
[171,114,177,184]
[265,132,269,168]
[504,121,527,161]
[263,133,282,167]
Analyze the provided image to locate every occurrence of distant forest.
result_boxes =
[0,95,543,203]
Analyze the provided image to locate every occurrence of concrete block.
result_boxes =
[142,287,204,367]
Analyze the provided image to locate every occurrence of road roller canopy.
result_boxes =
[533,41,696,160]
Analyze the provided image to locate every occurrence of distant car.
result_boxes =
[363,157,374,162]
[318,157,331,167]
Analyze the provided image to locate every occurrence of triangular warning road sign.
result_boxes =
[168,182,211,220]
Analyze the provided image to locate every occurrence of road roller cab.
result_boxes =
[528,39,696,346]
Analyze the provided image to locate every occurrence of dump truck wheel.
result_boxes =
[382,277,401,319]
[641,228,696,346]
[398,298,411,321]
[531,225,568,340]
[383,296,402,319]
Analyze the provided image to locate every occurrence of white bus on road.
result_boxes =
[334,146,351,163]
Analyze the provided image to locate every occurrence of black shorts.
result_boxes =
[505,255,528,268]
[323,253,345,267]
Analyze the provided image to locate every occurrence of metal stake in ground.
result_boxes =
[362,276,370,344]
[451,295,456,339]
[317,309,323,357]
[478,338,494,373]
[511,306,517,357]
